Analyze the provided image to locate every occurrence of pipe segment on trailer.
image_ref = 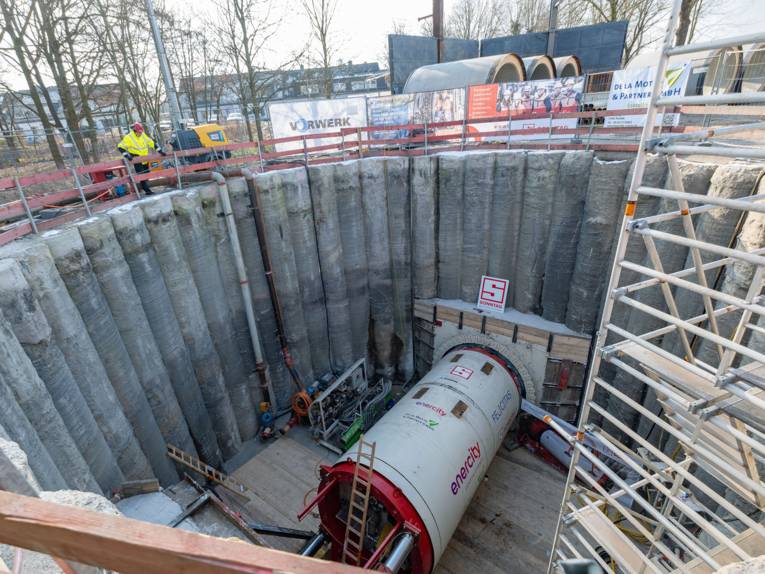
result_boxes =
[313,343,526,574]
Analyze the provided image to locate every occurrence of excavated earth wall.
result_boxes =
[0,150,760,496]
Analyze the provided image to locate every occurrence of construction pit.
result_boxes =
[0,149,763,574]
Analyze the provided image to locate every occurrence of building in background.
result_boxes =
[177,61,390,124]
[0,84,133,144]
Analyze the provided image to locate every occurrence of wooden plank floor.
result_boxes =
[230,435,565,571]
[229,436,333,553]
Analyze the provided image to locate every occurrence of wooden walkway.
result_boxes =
[230,436,565,571]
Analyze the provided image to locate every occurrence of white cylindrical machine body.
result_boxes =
[342,346,523,565]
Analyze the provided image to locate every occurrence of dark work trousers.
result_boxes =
[134,162,153,195]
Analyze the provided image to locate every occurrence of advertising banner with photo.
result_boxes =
[467,76,584,142]
[366,94,415,140]
[366,89,465,142]
[604,62,691,127]
[413,88,465,137]
[268,97,367,153]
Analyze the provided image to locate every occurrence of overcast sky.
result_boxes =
[5,0,765,88]
[171,0,765,70]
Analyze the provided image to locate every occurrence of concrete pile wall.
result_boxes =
[0,151,758,498]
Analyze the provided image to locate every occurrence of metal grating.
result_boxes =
[548,2,765,572]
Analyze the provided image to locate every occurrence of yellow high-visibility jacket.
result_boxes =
[117,130,157,157]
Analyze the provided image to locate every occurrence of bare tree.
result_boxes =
[508,0,549,35]
[163,11,206,122]
[32,0,106,162]
[381,20,408,69]
[446,0,511,39]
[301,0,339,99]
[0,89,21,159]
[580,0,669,64]
[216,0,302,140]
[89,0,165,132]
[419,16,433,36]
[0,0,65,167]
[675,0,705,46]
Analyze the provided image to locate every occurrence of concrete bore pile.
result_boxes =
[0,151,760,496]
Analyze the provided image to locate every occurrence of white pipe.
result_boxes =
[658,92,765,106]
[636,186,765,214]
[654,121,765,144]
[632,226,765,267]
[606,303,741,352]
[655,143,765,158]
[605,321,716,383]
[605,355,692,408]
[619,252,763,292]
[619,259,765,316]
[636,198,765,226]
[666,32,765,55]
[618,294,765,366]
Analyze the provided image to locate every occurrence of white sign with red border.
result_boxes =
[477,275,509,312]
[450,365,474,380]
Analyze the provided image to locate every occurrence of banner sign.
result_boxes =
[477,275,509,312]
[268,97,367,152]
[414,88,465,136]
[604,62,691,127]
[467,76,584,141]
[366,94,414,140]
[367,89,466,141]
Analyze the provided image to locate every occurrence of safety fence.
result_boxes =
[0,104,742,247]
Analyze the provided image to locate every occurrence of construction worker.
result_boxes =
[117,122,166,195]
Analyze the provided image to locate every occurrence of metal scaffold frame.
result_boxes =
[547,2,765,572]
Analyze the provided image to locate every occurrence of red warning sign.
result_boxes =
[477,275,509,312]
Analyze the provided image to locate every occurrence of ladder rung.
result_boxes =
[349,517,365,527]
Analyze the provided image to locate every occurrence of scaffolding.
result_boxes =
[547,3,765,573]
